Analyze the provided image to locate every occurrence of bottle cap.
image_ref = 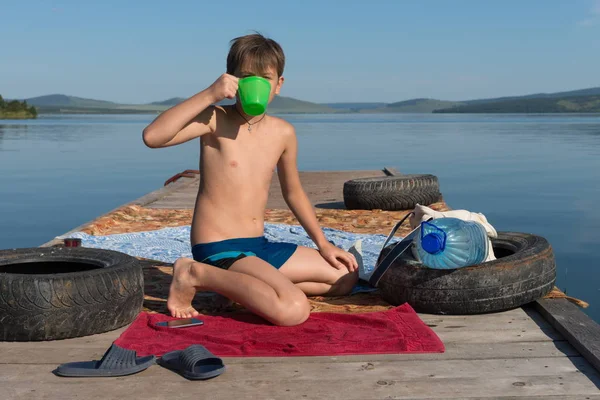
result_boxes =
[422,232,444,254]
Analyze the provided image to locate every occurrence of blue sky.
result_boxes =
[2,0,599,103]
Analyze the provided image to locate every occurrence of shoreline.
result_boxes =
[30,110,600,116]
[0,112,37,120]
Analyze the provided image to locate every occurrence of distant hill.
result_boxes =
[267,96,337,113]
[150,97,186,106]
[368,98,462,113]
[434,94,600,113]
[24,94,160,114]
[151,98,237,107]
[324,102,386,111]
[364,86,600,113]
[151,95,336,113]
[16,86,600,115]
[464,86,600,105]
[24,94,336,114]
[151,95,337,113]
[26,94,117,108]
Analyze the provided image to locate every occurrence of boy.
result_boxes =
[142,33,358,327]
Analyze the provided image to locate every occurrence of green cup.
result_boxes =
[238,76,271,116]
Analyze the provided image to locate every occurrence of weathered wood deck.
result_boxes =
[143,169,387,210]
[2,306,599,399]
[3,168,600,399]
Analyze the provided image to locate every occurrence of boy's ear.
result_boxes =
[275,76,285,95]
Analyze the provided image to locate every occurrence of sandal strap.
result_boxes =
[179,345,222,371]
[98,344,138,369]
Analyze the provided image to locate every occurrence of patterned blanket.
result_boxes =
[58,223,400,293]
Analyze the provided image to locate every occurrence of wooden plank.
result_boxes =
[420,304,539,320]
[144,169,386,210]
[2,376,598,400]
[17,356,591,379]
[0,327,127,350]
[436,327,561,343]
[1,357,599,399]
[4,376,599,400]
[411,397,600,400]
[0,341,579,365]
[424,308,562,343]
[134,177,199,207]
[536,298,600,373]
[2,357,593,380]
[148,203,195,209]
[212,357,598,380]
[419,310,556,331]
[151,195,197,202]
[406,397,600,400]
[383,166,401,176]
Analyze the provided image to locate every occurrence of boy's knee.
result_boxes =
[329,271,359,296]
[275,297,310,326]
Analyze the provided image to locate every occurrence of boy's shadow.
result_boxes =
[314,201,346,209]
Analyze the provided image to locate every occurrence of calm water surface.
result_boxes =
[1,113,599,321]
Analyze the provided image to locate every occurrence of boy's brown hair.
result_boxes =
[227,33,285,78]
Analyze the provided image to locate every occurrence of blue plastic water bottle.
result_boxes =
[412,217,490,269]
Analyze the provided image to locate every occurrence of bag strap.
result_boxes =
[379,212,413,254]
[369,212,432,287]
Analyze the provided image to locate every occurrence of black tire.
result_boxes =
[377,232,556,315]
[0,247,144,341]
[343,174,442,211]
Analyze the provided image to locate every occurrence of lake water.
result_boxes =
[1,113,599,322]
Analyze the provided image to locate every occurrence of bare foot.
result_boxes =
[167,257,201,318]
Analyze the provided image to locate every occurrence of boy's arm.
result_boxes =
[142,74,238,148]
[277,126,358,271]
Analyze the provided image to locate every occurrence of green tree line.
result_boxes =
[0,95,38,118]
[433,95,600,113]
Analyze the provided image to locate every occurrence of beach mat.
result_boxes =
[114,303,445,357]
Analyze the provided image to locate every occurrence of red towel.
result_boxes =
[114,303,444,357]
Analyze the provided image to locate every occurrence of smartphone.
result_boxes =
[156,318,204,328]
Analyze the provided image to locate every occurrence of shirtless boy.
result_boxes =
[142,33,358,326]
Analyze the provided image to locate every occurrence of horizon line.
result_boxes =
[5,84,600,105]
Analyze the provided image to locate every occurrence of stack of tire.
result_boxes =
[375,233,556,314]
[342,172,556,314]
[343,174,442,211]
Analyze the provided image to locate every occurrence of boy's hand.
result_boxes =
[208,74,239,102]
[319,243,358,272]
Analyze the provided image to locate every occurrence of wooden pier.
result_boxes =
[1,168,599,399]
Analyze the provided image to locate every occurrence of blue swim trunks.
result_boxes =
[191,236,298,270]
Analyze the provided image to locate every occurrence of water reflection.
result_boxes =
[0,122,85,143]
[0,124,29,149]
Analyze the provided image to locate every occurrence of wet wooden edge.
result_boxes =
[535,298,600,373]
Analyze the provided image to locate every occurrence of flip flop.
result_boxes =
[158,344,226,380]
[54,344,156,377]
